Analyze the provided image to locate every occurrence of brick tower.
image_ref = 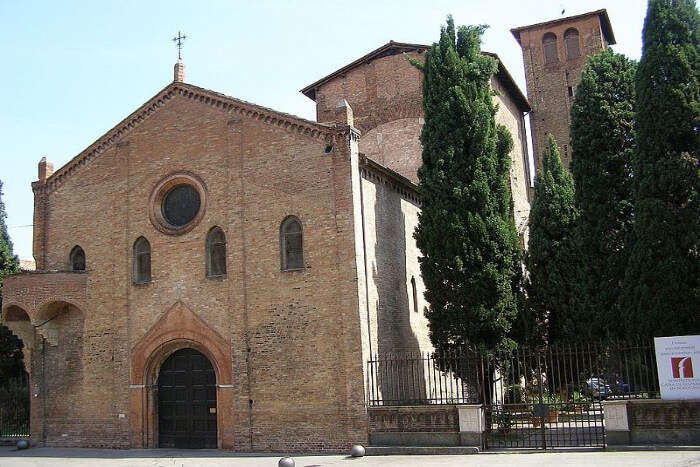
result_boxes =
[511,9,616,172]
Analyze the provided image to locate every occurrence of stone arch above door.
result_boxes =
[130,300,232,386]
[129,301,233,449]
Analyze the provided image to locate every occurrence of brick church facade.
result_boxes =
[0,8,614,449]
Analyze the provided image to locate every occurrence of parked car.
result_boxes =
[584,378,611,399]
[604,373,633,395]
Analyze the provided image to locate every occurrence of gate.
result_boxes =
[483,345,607,449]
[367,342,659,450]
[0,373,30,438]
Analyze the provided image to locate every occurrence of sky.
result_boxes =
[0,0,647,261]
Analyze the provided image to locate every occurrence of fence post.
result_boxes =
[602,400,630,445]
[457,404,485,448]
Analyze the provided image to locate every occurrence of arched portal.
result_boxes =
[157,347,218,448]
[0,305,31,438]
[129,301,234,449]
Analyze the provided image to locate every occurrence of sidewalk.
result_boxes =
[1,447,699,466]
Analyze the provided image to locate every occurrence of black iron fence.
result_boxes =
[0,374,30,438]
[366,350,481,406]
[367,341,659,449]
[366,341,660,407]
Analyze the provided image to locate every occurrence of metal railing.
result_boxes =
[366,350,483,406]
[0,374,30,438]
[366,341,660,407]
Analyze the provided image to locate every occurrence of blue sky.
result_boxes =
[1,0,647,261]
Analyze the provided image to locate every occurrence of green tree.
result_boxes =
[622,0,699,338]
[414,17,522,354]
[0,179,23,381]
[0,180,19,303]
[524,136,579,344]
[570,49,637,340]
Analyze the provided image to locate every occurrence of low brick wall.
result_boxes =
[605,399,700,446]
[368,406,463,446]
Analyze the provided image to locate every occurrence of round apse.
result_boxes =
[162,184,201,227]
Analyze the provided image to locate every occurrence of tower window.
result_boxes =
[542,32,559,64]
[568,86,574,98]
[564,28,581,60]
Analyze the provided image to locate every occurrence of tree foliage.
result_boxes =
[414,17,522,354]
[0,180,19,302]
[621,0,699,338]
[570,49,637,340]
[524,135,579,345]
[0,179,23,381]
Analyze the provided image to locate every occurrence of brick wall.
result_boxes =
[3,39,534,453]
[368,406,459,433]
[315,50,425,184]
[358,163,431,361]
[492,79,532,243]
[315,49,531,237]
[3,83,368,452]
[515,14,609,171]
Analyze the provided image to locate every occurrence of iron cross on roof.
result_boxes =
[172,31,187,60]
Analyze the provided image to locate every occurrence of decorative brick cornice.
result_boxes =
[177,83,334,140]
[34,82,340,195]
[359,155,420,205]
[34,87,177,195]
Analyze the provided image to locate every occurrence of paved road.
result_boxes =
[1,447,700,467]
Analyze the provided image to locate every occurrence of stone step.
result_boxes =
[366,446,480,456]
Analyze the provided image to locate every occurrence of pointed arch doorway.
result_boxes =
[157,348,217,448]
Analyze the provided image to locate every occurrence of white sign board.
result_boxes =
[654,335,700,400]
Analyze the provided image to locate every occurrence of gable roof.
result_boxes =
[36,82,336,195]
[510,9,616,45]
[300,41,531,113]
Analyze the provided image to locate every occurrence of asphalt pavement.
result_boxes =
[1,447,700,467]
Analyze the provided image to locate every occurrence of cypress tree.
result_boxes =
[524,135,579,344]
[622,0,699,338]
[414,17,522,354]
[570,49,637,339]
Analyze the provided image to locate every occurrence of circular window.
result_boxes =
[149,173,207,236]
[162,184,201,227]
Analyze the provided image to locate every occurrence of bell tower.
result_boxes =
[511,9,616,172]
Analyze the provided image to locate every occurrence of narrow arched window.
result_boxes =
[133,237,151,284]
[280,216,304,271]
[206,226,227,277]
[70,246,85,271]
[564,28,580,60]
[542,32,559,64]
[411,276,418,313]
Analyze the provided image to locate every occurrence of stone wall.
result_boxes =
[368,405,461,446]
[367,405,485,448]
[604,399,700,446]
